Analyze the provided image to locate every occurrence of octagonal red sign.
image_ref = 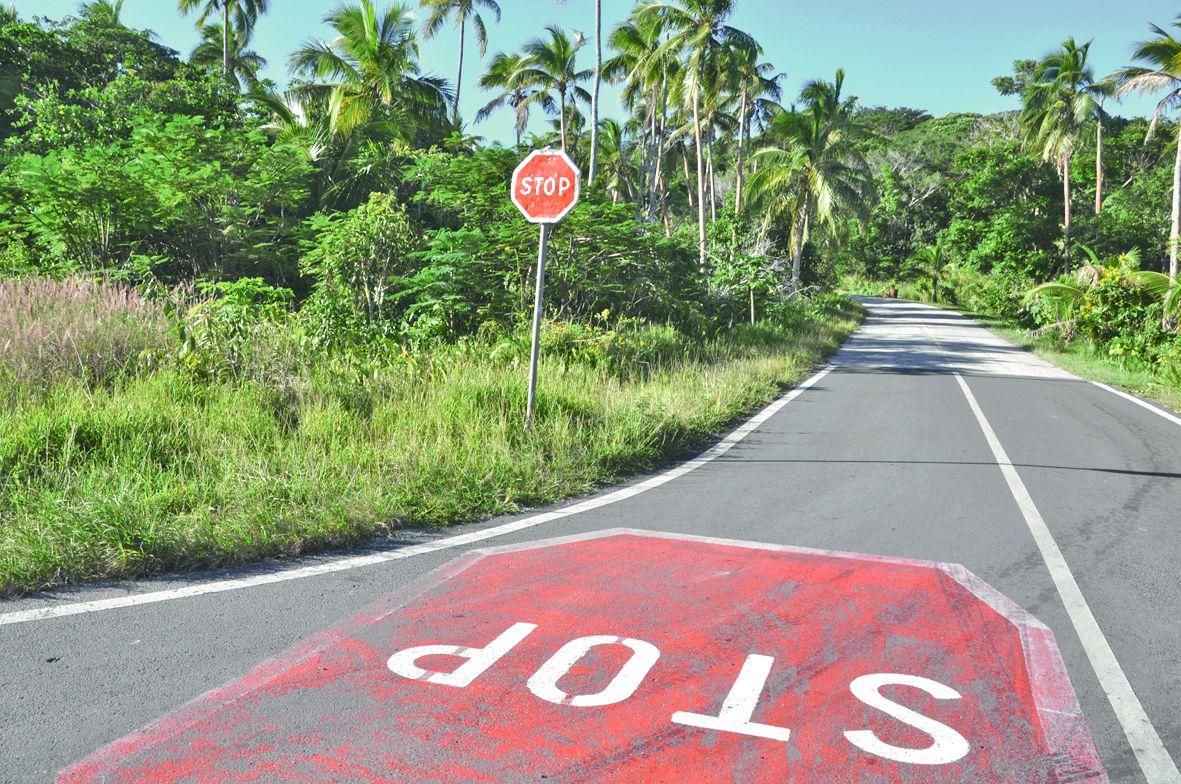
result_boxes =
[59,530,1107,783]
[511,148,581,224]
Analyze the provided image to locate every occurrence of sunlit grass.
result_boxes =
[0,299,862,595]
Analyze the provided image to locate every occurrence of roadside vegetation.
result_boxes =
[0,1,868,594]
[0,278,858,595]
[837,22,1181,406]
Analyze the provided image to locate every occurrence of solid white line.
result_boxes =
[954,372,1180,784]
[1090,381,1181,427]
[0,367,834,628]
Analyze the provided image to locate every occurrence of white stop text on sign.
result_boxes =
[517,175,574,198]
[387,621,971,767]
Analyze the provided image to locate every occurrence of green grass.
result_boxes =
[971,315,1181,414]
[0,299,862,596]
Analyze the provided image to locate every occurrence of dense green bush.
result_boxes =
[299,193,419,348]
[1076,268,1158,345]
[0,75,312,283]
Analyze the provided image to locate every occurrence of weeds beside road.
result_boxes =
[0,280,861,596]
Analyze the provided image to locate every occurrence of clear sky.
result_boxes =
[12,0,1178,144]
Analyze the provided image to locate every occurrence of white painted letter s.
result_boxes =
[844,673,970,765]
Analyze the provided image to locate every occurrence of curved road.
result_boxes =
[2,298,1179,782]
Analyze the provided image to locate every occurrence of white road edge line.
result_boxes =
[954,372,1181,784]
[1090,381,1181,428]
[0,367,834,628]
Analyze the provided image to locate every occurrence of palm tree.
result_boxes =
[640,0,753,269]
[604,11,670,221]
[254,84,410,209]
[420,0,500,125]
[1132,269,1181,323]
[178,0,270,79]
[1020,38,1099,275]
[191,23,266,90]
[594,118,635,203]
[746,70,873,294]
[290,1,451,142]
[909,239,949,303]
[1112,16,1181,281]
[79,0,125,25]
[477,52,552,147]
[728,41,781,214]
[516,25,592,154]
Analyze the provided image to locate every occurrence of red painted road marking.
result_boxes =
[59,530,1108,783]
[510,149,581,224]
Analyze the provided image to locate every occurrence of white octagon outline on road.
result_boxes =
[510,148,581,224]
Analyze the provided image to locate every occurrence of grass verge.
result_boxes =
[0,298,862,596]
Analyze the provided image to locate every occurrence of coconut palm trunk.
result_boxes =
[735,88,747,213]
[558,84,568,152]
[454,17,465,124]
[1095,118,1103,214]
[1172,121,1181,280]
[1062,155,1072,275]
[791,209,807,296]
[221,1,230,77]
[648,75,667,222]
[692,90,706,268]
[706,128,717,222]
[588,0,601,184]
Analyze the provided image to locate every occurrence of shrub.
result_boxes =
[1158,340,1181,385]
[1076,268,1158,345]
[300,193,418,348]
[0,276,168,397]
[171,277,301,382]
[957,270,1036,324]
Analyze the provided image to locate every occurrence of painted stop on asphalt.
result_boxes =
[59,530,1107,783]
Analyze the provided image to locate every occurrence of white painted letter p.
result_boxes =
[387,622,537,688]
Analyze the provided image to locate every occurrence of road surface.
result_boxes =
[2,298,1178,782]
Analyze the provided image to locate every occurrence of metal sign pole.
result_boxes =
[525,222,552,430]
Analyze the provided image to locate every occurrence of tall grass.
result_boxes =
[0,277,168,399]
[0,296,861,595]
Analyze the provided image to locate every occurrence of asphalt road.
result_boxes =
[2,298,1179,783]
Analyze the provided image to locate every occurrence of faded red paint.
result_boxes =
[58,530,1107,783]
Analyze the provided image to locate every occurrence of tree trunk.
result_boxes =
[692,90,706,269]
[749,284,755,326]
[588,0,602,184]
[559,85,567,153]
[454,18,465,125]
[735,89,747,213]
[648,74,667,222]
[682,142,693,210]
[706,127,717,222]
[1062,155,1072,276]
[221,1,230,79]
[1094,116,1103,215]
[1171,120,1181,280]
[791,208,808,295]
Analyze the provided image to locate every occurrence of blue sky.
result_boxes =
[12,0,1179,144]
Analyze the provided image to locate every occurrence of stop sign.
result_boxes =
[511,149,581,223]
[59,530,1107,782]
